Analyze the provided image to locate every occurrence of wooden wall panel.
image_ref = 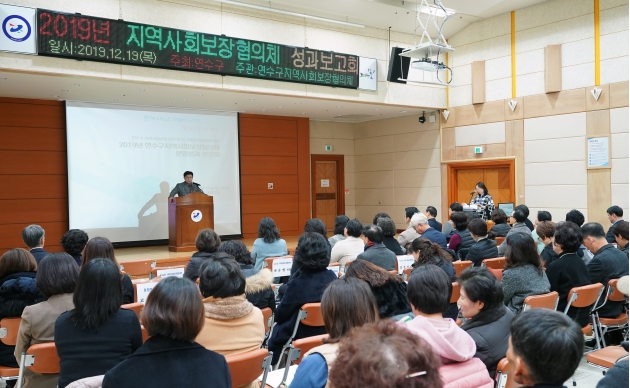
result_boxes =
[0,102,65,128]
[586,110,612,226]
[472,61,486,104]
[441,127,456,160]
[453,100,505,127]
[0,151,67,175]
[544,45,562,94]
[241,194,299,214]
[241,212,300,236]
[0,127,66,151]
[0,175,67,199]
[241,175,298,195]
[239,117,298,138]
[504,97,523,120]
[0,222,66,253]
[240,137,298,156]
[586,84,610,111]
[523,88,586,118]
[610,81,629,108]
[505,120,525,203]
[296,118,311,230]
[241,156,298,175]
[455,143,506,160]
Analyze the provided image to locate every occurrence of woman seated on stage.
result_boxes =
[82,237,134,305]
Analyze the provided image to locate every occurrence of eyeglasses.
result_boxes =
[405,371,427,378]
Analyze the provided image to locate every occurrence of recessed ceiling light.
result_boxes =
[248,98,256,101]
[400,110,406,113]
[295,102,301,105]
[278,106,283,108]
[336,105,343,108]
[51,95,60,97]
[301,112,306,115]
[139,89,146,92]
[61,89,70,92]
[182,98,188,101]
[72,83,81,86]
[198,94,204,97]
[113,99,119,102]
[374,108,379,111]
[261,109,267,112]
[217,106,222,109]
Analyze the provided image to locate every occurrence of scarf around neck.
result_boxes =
[461,304,507,331]
[202,294,253,320]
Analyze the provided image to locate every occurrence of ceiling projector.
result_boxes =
[411,57,447,71]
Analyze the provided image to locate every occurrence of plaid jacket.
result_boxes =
[470,194,494,220]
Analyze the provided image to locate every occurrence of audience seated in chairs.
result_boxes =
[195,252,265,363]
[532,211,552,254]
[399,207,421,250]
[372,212,391,225]
[457,267,513,377]
[447,212,473,255]
[502,233,550,314]
[376,217,405,256]
[330,219,364,266]
[103,277,231,388]
[442,203,463,242]
[515,204,534,232]
[498,209,532,256]
[412,213,448,250]
[55,258,142,388]
[565,209,594,264]
[218,240,275,313]
[267,232,337,366]
[82,237,134,305]
[15,253,78,388]
[356,225,397,271]
[60,229,89,267]
[251,218,288,272]
[613,220,629,257]
[344,259,411,319]
[489,209,511,238]
[329,320,444,388]
[605,205,624,244]
[289,277,379,388]
[0,248,43,388]
[426,206,443,232]
[463,219,498,265]
[506,309,584,388]
[545,222,592,327]
[328,215,349,249]
[409,237,455,281]
[402,264,494,388]
[536,221,558,266]
[183,228,221,281]
[21,225,48,264]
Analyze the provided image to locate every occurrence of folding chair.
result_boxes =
[450,282,460,304]
[154,257,190,268]
[326,263,342,278]
[0,318,21,384]
[121,302,144,321]
[522,291,559,312]
[281,334,329,383]
[494,358,520,388]
[495,237,505,247]
[563,283,605,349]
[481,257,506,269]
[585,345,629,372]
[261,307,274,335]
[225,348,272,388]
[594,279,629,347]
[150,265,185,279]
[16,343,60,388]
[119,259,155,279]
[403,267,413,281]
[453,260,473,277]
[275,303,324,369]
[488,268,503,281]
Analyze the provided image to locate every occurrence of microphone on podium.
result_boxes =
[470,191,476,195]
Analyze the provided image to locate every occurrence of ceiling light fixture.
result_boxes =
[139,89,146,92]
[72,83,81,86]
[61,89,70,92]
[215,0,364,28]
[198,94,205,97]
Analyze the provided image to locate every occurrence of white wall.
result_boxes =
[610,107,630,216]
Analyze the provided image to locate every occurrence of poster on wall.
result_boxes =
[0,3,36,54]
[586,136,610,169]
[358,57,377,91]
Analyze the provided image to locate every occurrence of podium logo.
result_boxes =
[2,15,31,42]
[191,210,203,222]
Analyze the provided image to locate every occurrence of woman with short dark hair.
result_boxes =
[409,237,455,280]
[60,229,89,266]
[0,249,43,384]
[464,219,498,265]
[489,209,511,237]
[218,240,275,312]
[457,267,513,377]
[328,215,349,248]
[447,212,474,255]
[103,277,231,388]
[82,237,134,305]
[289,277,379,388]
[344,259,411,318]
[15,253,78,388]
[376,217,405,255]
[502,234,550,314]
[536,221,558,266]
[251,218,288,271]
[55,258,142,388]
[268,233,338,366]
[546,222,592,327]
[183,228,221,281]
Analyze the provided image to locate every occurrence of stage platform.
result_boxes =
[115,236,300,263]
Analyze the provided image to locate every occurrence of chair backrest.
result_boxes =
[291,334,329,364]
[403,267,413,281]
[261,307,273,333]
[225,348,272,388]
[494,358,521,388]
[300,303,324,327]
[150,265,185,279]
[119,259,155,278]
[450,282,460,304]
[481,257,506,269]
[154,257,190,268]
[121,302,144,321]
[606,279,626,302]
[453,260,473,277]
[522,291,559,311]
[487,268,503,281]
[495,236,505,246]
[0,318,21,346]
[24,343,60,374]
[387,269,398,276]
[565,283,605,312]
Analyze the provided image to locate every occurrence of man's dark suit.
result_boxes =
[168,182,204,198]
[29,247,48,264]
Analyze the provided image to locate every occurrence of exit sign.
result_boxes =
[474,146,483,154]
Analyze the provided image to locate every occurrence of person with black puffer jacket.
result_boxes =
[464,219,498,266]
[183,228,221,281]
[448,212,475,259]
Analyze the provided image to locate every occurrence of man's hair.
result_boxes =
[607,205,623,217]
[407,264,451,314]
[510,309,583,385]
[22,224,45,248]
[515,204,530,217]
[257,218,281,244]
[405,207,420,219]
[218,240,252,265]
[457,267,503,311]
[426,206,438,217]
[554,222,582,253]
[60,229,89,256]
[512,209,527,223]
[195,228,221,253]
[376,217,397,238]
[36,253,79,298]
[363,225,384,243]
[449,202,463,212]
[198,252,246,298]
[537,211,552,222]
[372,212,391,225]
[333,215,350,235]
[449,211,468,231]
[565,209,585,227]
[183,171,193,177]
[491,209,508,224]
[613,220,629,240]
[410,213,428,228]
[581,222,606,239]
[535,221,555,239]
[345,219,363,238]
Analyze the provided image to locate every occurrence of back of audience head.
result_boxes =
[491,209,508,225]
[372,212,391,225]
[468,218,489,238]
[294,232,330,272]
[344,259,401,288]
[60,229,89,257]
[304,218,328,239]
[457,268,503,318]
[198,252,245,299]
[258,218,280,244]
[0,248,37,279]
[536,211,552,224]
[515,204,530,218]
[408,237,450,266]
[142,277,204,342]
[410,212,428,228]
[613,221,629,244]
[218,240,252,266]
[553,221,582,254]
[450,211,468,231]
[607,205,623,219]
[36,253,79,298]
[535,221,555,243]
[329,320,443,388]
[196,228,221,252]
[376,217,397,238]
[425,206,438,218]
[22,224,45,249]
[505,233,543,273]
[362,224,384,243]
[508,309,583,386]
[511,209,527,224]
[333,215,350,236]
[581,222,607,252]
[82,236,118,267]
[345,219,363,238]
[565,209,585,227]
[321,277,379,343]
[407,264,451,316]
[405,207,420,221]
[449,202,463,213]
[72,258,122,330]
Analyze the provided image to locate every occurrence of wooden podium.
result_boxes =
[168,192,214,252]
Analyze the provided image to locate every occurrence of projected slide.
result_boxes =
[66,102,241,243]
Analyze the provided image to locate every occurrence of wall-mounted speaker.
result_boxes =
[387,47,410,84]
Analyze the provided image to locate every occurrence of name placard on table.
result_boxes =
[397,255,415,275]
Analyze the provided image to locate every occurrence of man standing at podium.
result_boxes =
[168,171,204,202]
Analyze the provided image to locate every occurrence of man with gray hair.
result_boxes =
[411,213,447,250]
[22,224,48,264]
